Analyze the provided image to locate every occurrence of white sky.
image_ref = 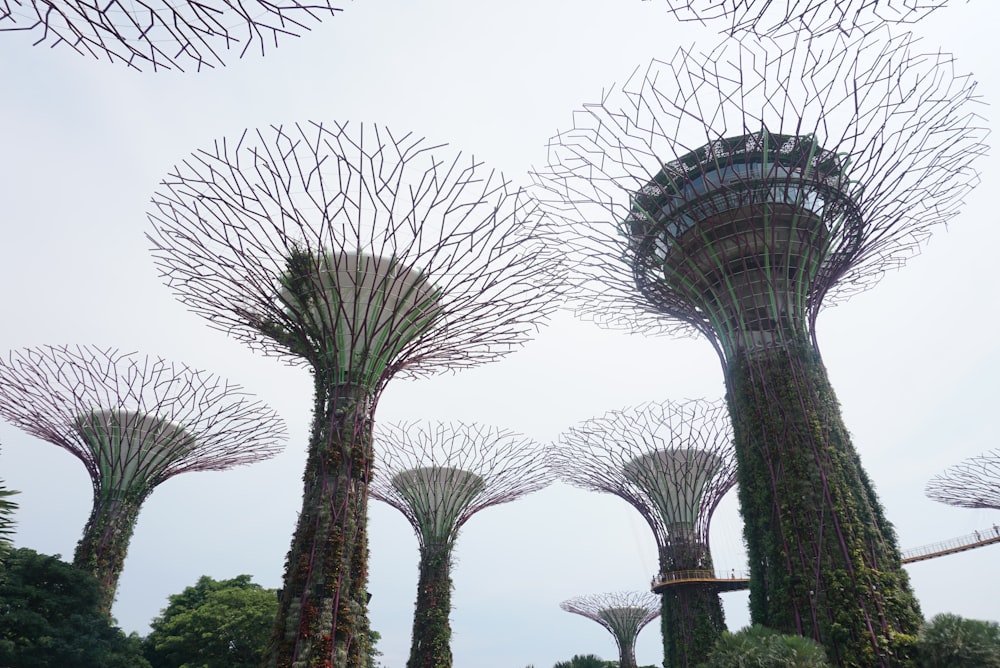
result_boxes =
[1,2,998,667]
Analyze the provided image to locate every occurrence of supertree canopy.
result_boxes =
[0,0,343,71]
[554,399,736,668]
[370,421,551,668]
[926,449,1000,510]
[0,345,285,613]
[534,27,987,666]
[560,592,660,668]
[652,0,948,37]
[147,121,558,668]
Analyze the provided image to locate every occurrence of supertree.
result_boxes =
[146,121,558,668]
[532,27,987,666]
[554,400,736,668]
[0,344,285,613]
[926,450,1000,511]
[369,421,551,668]
[651,0,948,37]
[560,592,661,668]
[0,0,343,71]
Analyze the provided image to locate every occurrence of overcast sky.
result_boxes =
[1,2,998,667]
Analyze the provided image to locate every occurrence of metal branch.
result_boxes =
[651,0,949,38]
[149,121,559,386]
[0,0,343,71]
[0,344,286,486]
[926,449,1000,510]
[370,421,553,548]
[553,399,736,564]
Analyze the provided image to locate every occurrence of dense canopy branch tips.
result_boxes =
[650,0,949,38]
[0,0,345,71]
[926,449,1000,511]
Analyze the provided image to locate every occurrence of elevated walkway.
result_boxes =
[650,525,1000,593]
[900,526,1000,564]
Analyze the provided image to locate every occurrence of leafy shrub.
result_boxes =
[699,625,830,668]
[914,613,1000,668]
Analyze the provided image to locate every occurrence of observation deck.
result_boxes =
[650,526,1000,594]
[624,131,863,353]
[650,569,750,594]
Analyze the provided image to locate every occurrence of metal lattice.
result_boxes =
[0,344,285,487]
[370,421,553,548]
[149,121,559,389]
[532,27,985,363]
[553,399,736,571]
[0,0,344,71]
[926,449,1000,511]
[651,0,948,37]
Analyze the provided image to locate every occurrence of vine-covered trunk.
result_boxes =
[72,491,144,615]
[726,340,921,667]
[659,546,725,668]
[407,542,453,668]
[263,379,373,668]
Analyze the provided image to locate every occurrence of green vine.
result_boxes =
[726,339,922,667]
[407,542,454,668]
[72,485,148,615]
[659,548,726,668]
[262,370,373,668]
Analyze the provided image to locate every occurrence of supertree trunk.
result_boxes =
[726,338,921,667]
[72,489,146,615]
[408,543,454,668]
[264,377,373,668]
[658,546,726,668]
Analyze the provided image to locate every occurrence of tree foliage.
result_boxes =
[699,625,831,668]
[0,547,150,668]
[144,574,278,668]
[553,655,616,668]
[914,613,1000,668]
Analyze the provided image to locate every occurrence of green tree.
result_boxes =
[553,655,616,668]
[0,547,151,668]
[914,613,1000,668]
[368,629,383,668]
[699,625,831,668]
[144,574,277,668]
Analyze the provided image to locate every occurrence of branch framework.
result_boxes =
[650,0,947,38]
[553,399,736,559]
[0,0,344,71]
[0,344,286,491]
[149,121,560,387]
[370,421,553,548]
[926,449,1000,511]
[532,28,985,354]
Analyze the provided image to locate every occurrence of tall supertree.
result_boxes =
[146,121,558,668]
[0,0,343,71]
[652,0,948,37]
[926,450,1000,511]
[560,592,660,668]
[554,399,737,668]
[369,421,551,668]
[533,28,986,666]
[0,344,285,613]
